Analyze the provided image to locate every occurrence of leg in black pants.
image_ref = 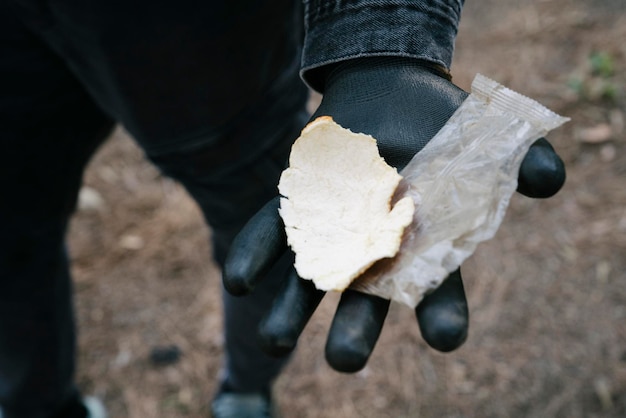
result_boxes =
[1,0,308,416]
[0,7,114,418]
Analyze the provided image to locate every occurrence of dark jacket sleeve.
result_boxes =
[300,0,464,91]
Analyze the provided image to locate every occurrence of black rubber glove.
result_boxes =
[223,57,565,372]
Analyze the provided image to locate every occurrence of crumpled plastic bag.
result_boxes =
[350,74,569,307]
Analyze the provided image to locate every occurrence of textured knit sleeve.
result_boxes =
[301,0,464,91]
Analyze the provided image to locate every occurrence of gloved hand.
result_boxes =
[223,57,565,372]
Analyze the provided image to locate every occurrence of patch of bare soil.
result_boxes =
[69,0,626,416]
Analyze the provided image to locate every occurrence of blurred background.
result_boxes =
[68,0,626,416]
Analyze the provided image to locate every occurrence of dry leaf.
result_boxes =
[577,123,613,143]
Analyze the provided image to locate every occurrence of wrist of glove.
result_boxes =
[315,56,565,197]
[223,57,566,373]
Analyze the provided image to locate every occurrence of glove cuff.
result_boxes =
[313,56,452,98]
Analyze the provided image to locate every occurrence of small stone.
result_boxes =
[150,345,182,366]
[119,234,144,250]
[112,349,132,369]
[78,186,105,211]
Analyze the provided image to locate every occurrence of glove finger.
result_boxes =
[415,269,469,352]
[325,290,390,373]
[223,197,287,295]
[258,269,325,357]
[517,137,566,198]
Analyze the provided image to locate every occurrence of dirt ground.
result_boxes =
[68,0,626,417]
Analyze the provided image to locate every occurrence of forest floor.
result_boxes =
[69,0,626,416]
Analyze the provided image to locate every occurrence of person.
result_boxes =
[0,0,565,417]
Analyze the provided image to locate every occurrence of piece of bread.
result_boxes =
[278,116,415,292]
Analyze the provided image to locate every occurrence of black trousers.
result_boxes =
[0,1,309,417]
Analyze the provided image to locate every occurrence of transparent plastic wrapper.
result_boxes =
[350,74,569,307]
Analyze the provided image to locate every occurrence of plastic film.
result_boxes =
[350,74,569,307]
